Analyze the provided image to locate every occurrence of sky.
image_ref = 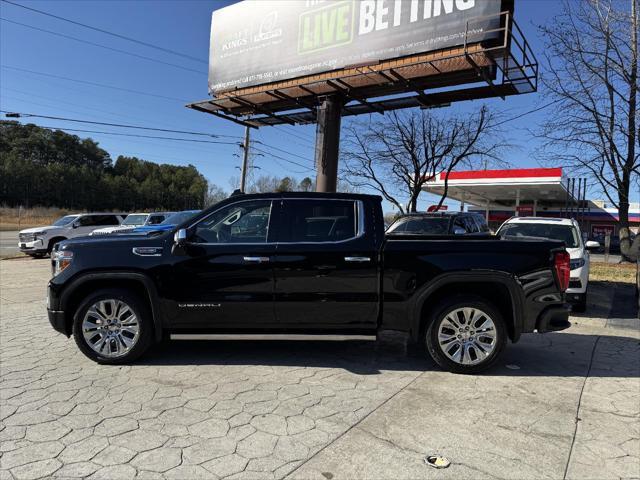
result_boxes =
[1,0,637,212]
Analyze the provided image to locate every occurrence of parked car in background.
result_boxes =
[90,212,174,236]
[497,217,599,312]
[47,193,570,374]
[18,213,126,257]
[132,210,200,233]
[591,233,637,260]
[386,211,491,236]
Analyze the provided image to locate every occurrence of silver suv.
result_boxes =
[18,213,126,257]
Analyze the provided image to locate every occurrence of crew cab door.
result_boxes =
[167,199,277,328]
[273,199,378,329]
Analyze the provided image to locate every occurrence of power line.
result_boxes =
[2,65,189,102]
[33,126,240,145]
[0,0,207,65]
[493,100,559,128]
[0,17,206,75]
[0,86,187,128]
[2,111,314,172]
[254,140,313,162]
[26,123,313,173]
[0,87,250,143]
[251,145,315,173]
[0,110,242,139]
[271,158,313,175]
[273,125,316,147]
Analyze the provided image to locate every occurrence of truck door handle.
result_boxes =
[243,256,270,263]
[344,256,371,263]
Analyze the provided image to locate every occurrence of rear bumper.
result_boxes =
[565,291,586,304]
[536,304,571,332]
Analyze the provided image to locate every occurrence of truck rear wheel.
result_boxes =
[72,288,153,364]
[425,296,507,374]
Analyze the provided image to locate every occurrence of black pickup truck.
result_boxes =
[48,193,571,373]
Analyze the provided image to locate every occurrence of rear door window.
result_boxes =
[280,200,357,243]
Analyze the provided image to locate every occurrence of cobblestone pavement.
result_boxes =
[1,258,638,480]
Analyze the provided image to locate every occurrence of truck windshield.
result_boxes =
[122,214,148,226]
[52,216,77,227]
[388,217,450,235]
[499,223,580,248]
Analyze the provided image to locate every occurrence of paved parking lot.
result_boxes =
[1,258,638,480]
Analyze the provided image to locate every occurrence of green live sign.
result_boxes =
[298,1,355,54]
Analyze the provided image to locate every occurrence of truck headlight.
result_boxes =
[570,258,585,270]
[52,250,74,276]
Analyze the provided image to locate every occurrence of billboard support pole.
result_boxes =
[315,95,342,192]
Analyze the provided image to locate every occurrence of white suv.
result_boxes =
[90,212,173,236]
[497,217,600,312]
[18,213,126,257]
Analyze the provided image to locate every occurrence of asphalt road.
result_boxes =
[0,258,638,480]
[0,231,19,257]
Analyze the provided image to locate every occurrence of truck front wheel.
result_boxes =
[426,296,507,374]
[72,288,153,364]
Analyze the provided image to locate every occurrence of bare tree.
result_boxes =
[537,0,638,259]
[204,183,228,207]
[248,175,280,193]
[341,106,504,213]
[298,177,314,192]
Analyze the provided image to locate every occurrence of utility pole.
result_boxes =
[239,126,250,193]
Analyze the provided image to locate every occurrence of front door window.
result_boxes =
[192,201,272,244]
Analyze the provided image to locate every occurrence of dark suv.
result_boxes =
[386,212,491,236]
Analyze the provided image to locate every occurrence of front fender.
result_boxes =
[58,271,163,341]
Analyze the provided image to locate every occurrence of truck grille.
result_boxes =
[19,233,36,242]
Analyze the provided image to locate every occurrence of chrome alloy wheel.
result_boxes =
[82,299,140,358]
[437,307,497,365]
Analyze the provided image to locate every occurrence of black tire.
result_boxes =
[425,295,507,374]
[73,288,153,364]
[572,293,587,313]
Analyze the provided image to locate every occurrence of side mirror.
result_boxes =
[453,226,466,235]
[174,228,188,246]
[585,240,600,250]
[72,221,79,229]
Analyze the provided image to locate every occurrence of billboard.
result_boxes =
[209,0,505,93]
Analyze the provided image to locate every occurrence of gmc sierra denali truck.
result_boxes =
[47,193,571,373]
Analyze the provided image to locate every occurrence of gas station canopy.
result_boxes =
[423,168,577,212]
